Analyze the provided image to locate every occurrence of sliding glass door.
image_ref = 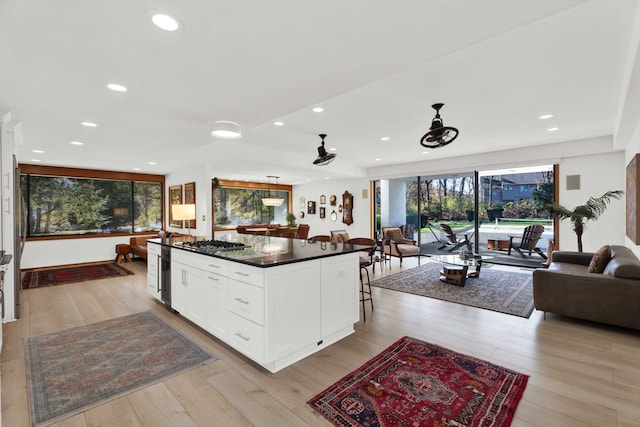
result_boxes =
[375,164,555,266]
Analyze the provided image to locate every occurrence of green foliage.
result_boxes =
[548,190,623,252]
[286,213,296,227]
[25,175,162,236]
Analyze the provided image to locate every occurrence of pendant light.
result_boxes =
[419,103,459,148]
[313,134,337,165]
[262,176,284,207]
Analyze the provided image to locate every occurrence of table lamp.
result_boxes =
[173,203,196,235]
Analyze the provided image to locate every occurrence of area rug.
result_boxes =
[25,311,216,426]
[22,262,134,289]
[308,336,529,427]
[371,262,534,318]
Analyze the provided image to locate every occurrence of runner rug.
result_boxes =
[22,262,134,289]
[308,336,529,427]
[371,262,534,318]
[25,311,216,426]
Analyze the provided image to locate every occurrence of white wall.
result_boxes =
[292,179,371,239]
[165,163,211,238]
[557,151,625,252]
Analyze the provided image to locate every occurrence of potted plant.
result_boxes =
[286,213,297,228]
[547,190,623,252]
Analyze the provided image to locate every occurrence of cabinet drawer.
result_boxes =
[229,281,265,325]
[172,250,228,276]
[229,263,264,287]
[147,243,160,257]
[229,313,265,363]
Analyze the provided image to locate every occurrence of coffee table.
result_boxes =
[430,254,492,286]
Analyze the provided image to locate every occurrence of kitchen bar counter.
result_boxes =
[146,235,371,372]
[149,234,373,267]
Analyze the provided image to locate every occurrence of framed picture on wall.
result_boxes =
[169,185,183,227]
[320,195,326,204]
[184,182,196,229]
[308,201,316,214]
[319,207,326,218]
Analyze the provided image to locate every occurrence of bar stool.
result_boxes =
[346,238,376,322]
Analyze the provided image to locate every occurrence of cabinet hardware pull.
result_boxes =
[208,264,220,268]
[208,276,220,281]
[234,332,250,341]
[234,271,249,277]
[234,297,249,304]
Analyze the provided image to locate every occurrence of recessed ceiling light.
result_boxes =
[375,158,381,161]
[273,121,284,126]
[133,168,141,171]
[106,83,127,92]
[329,147,337,152]
[381,137,390,141]
[32,149,45,154]
[81,121,98,127]
[422,151,429,154]
[312,107,324,113]
[324,177,330,180]
[151,13,181,31]
[31,159,42,162]
[69,141,84,145]
[547,127,559,132]
[539,114,554,120]
[147,161,157,165]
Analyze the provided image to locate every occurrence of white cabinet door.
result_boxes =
[267,261,321,361]
[206,273,229,340]
[320,254,359,337]
[146,243,162,301]
[171,262,188,314]
[186,266,208,328]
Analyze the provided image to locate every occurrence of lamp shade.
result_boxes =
[262,197,284,207]
[172,203,196,221]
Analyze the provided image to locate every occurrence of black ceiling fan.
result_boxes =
[313,133,337,165]
[419,103,459,148]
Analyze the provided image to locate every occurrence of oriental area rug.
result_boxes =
[371,262,534,318]
[308,336,529,427]
[21,262,134,289]
[25,311,216,426]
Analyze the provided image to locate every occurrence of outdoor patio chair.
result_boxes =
[438,223,473,252]
[508,224,547,259]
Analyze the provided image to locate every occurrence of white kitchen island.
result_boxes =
[147,236,370,373]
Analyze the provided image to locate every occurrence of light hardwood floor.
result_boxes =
[2,257,640,426]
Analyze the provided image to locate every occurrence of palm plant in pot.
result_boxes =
[547,190,623,252]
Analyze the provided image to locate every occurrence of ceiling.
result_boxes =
[0,0,636,184]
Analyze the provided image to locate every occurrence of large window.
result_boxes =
[213,179,292,232]
[20,165,163,238]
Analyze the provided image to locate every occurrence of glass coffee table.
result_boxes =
[429,254,492,287]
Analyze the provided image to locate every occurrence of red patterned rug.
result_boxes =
[22,262,134,289]
[308,336,529,427]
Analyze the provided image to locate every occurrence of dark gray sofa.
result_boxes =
[532,245,640,330]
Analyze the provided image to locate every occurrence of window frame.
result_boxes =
[20,164,165,241]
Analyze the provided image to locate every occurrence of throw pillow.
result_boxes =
[386,228,405,243]
[588,245,611,274]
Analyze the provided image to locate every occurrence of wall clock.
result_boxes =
[342,191,353,225]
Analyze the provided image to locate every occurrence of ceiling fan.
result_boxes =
[419,103,459,148]
[313,133,337,166]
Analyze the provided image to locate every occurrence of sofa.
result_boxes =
[532,245,640,330]
[129,231,177,260]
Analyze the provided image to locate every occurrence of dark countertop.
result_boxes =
[149,235,373,268]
